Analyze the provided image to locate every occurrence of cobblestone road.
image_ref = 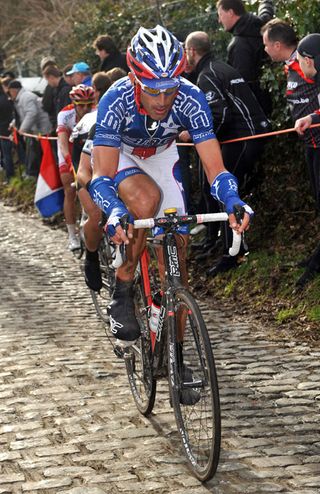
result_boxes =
[0,203,320,494]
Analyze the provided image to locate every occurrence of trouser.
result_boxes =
[0,138,14,179]
[305,146,320,211]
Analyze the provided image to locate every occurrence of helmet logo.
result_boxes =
[161,72,168,77]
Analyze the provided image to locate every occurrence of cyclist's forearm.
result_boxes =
[195,139,225,184]
[92,145,119,179]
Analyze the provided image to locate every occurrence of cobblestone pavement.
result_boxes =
[0,203,320,494]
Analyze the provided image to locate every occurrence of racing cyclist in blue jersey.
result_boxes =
[89,25,253,344]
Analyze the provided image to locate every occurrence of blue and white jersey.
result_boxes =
[93,76,216,157]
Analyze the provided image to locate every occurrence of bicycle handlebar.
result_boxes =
[134,212,242,256]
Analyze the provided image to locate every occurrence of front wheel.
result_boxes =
[168,288,221,481]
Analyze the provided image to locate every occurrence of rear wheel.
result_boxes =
[90,237,115,323]
[124,268,156,416]
[168,288,221,481]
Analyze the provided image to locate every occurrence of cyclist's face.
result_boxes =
[75,103,93,119]
[140,89,177,120]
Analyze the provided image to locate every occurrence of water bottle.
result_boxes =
[149,291,162,333]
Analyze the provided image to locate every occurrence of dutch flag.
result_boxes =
[35,139,64,218]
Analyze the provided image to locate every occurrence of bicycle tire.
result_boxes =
[168,288,221,481]
[90,237,115,323]
[124,269,156,416]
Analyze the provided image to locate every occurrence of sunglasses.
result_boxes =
[73,101,94,106]
[136,78,180,97]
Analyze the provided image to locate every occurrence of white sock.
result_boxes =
[67,224,77,237]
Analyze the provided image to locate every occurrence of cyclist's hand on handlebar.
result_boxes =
[228,204,252,234]
[106,208,134,245]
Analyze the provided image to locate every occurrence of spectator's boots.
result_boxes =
[84,250,102,292]
[107,279,141,345]
[206,254,238,277]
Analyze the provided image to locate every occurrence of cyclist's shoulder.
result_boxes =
[58,103,75,114]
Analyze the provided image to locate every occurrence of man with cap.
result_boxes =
[66,62,92,86]
[294,33,320,135]
[292,33,320,289]
[262,21,320,288]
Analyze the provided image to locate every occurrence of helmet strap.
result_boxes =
[134,80,148,115]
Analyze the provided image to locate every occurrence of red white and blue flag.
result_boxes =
[35,139,64,218]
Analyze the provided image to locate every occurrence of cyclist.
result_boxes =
[57,84,95,250]
[73,72,112,291]
[89,25,253,344]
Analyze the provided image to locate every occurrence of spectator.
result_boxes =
[62,64,74,86]
[0,82,14,182]
[66,62,92,86]
[105,67,127,84]
[91,71,111,102]
[216,0,274,115]
[183,31,270,276]
[7,80,51,177]
[262,20,320,289]
[293,33,320,288]
[1,75,14,94]
[42,65,71,116]
[93,34,128,73]
[295,33,320,132]
[40,56,57,130]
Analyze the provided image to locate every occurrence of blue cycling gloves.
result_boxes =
[88,176,133,237]
[210,171,254,217]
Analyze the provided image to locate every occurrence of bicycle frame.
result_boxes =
[139,228,186,376]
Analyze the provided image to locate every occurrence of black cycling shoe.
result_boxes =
[107,279,141,343]
[179,364,200,406]
[207,254,238,277]
[84,251,102,292]
[295,267,318,291]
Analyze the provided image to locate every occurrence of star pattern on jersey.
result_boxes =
[160,115,180,136]
[124,113,135,128]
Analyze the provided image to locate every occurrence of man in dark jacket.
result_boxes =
[262,20,320,289]
[42,65,71,116]
[184,30,270,276]
[93,34,128,73]
[0,83,14,182]
[216,0,274,115]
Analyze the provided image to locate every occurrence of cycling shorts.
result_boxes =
[115,143,189,235]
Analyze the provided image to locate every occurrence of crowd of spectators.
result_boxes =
[0,1,319,289]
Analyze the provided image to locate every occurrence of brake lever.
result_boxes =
[233,204,248,252]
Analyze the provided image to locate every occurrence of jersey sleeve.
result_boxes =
[93,86,126,148]
[178,82,216,144]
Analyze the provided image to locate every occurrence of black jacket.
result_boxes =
[227,0,274,112]
[100,51,128,73]
[55,78,72,114]
[194,53,270,141]
[0,93,14,136]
